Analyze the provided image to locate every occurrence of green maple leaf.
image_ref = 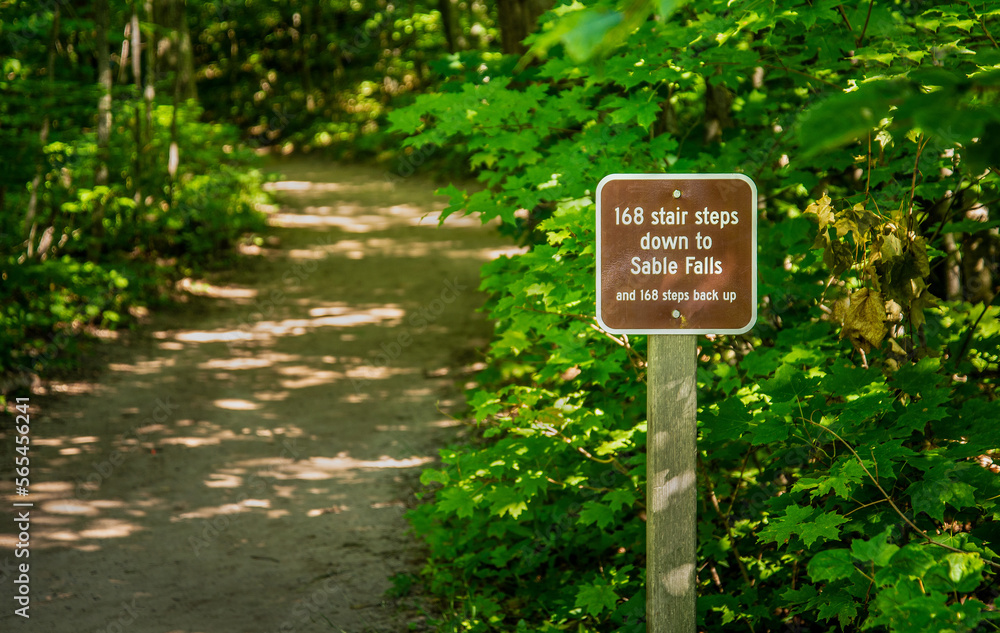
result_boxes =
[808,549,857,583]
[741,346,782,378]
[791,476,827,498]
[438,486,477,519]
[516,472,549,498]
[387,101,429,134]
[814,588,860,627]
[748,412,791,445]
[792,458,866,500]
[700,593,742,624]
[907,464,977,521]
[488,486,528,519]
[760,362,821,401]
[941,552,985,593]
[488,544,516,567]
[635,101,661,129]
[575,580,619,616]
[890,356,942,395]
[523,282,554,297]
[895,402,949,434]
[420,469,450,486]
[469,390,502,420]
[829,459,868,499]
[759,504,814,545]
[896,387,951,433]
[801,510,849,546]
[782,583,818,607]
[496,328,530,355]
[851,528,900,565]
[469,151,497,169]
[836,389,892,427]
[872,544,936,588]
[604,488,637,513]
[434,183,467,220]
[825,359,879,392]
[579,500,615,529]
[869,440,917,480]
[708,397,752,440]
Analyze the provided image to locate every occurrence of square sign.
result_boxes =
[596,174,757,335]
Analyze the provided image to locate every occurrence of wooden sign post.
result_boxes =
[647,334,697,631]
[595,174,757,633]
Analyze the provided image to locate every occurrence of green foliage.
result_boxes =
[0,259,130,374]
[191,0,499,156]
[394,0,1000,631]
[1,1,269,380]
[408,197,649,630]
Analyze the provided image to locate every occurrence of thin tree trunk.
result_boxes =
[95,0,112,189]
[703,79,732,143]
[298,7,315,112]
[943,232,961,301]
[176,0,196,100]
[658,84,677,136]
[144,0,155,142]
[26,7,60,260]
[168,81,180,203]
[962,235,995,304]
[439,0,459,53]
[131,2,144,215]
[158,0,196,101]
[118,19,131,83]
[167,0,181,201]
[496,0,552,55]
[92,0,113,260]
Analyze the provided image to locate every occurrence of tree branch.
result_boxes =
[805,419,1000,570]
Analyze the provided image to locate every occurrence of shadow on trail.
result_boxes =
[0,159,520,633]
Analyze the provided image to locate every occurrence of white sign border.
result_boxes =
[595,173,758,336]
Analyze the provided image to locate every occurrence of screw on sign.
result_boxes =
[596,173,757,334]
[595,174,757,633]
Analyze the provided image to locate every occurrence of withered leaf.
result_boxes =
[879,233,903,261]
[909,236,930,277]
[841,288,888,353]
[805,194,835,232]
[908,288,939,330]
[846,202,879,236]
[824,240,854,275]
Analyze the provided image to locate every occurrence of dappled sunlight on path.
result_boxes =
[0,158,523,632]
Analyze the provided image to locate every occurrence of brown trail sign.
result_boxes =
[595,174,757,633]
[596,174,757,334]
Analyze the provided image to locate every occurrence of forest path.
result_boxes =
[1,159,515,632]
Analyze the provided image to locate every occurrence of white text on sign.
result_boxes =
[614,206,740,228]
[615,289,738,302]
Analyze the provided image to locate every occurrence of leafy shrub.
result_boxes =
[0,258,130,375]
[393,0,1000,631]
[1,97,269,382]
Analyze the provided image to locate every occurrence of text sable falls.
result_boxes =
[625,207,738,276]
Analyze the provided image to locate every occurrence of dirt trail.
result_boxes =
[1,159,517,632]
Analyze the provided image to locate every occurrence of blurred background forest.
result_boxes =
[3,1,1000,632]
[0,0,511,381]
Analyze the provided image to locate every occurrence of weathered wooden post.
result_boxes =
[647,333,698,630]
[596,174,757,633]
